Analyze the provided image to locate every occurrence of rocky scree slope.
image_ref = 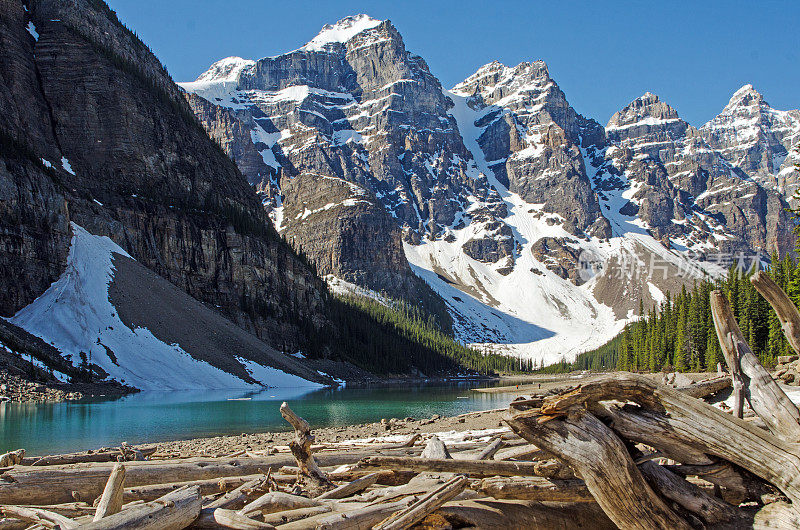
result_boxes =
[183,15,798,363]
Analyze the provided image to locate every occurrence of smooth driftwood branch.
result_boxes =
[77,485,201,530]
[120,474,268,503]
[710,290,800,440]
[260,505,331,526]
[208,508,276,529]
[505,407,690,530]
[479,476,594,502]
[358,455,566,477]
[537,373,800,506]
[596,403,766,503]
[474,438,504,460]
[279,402,332,492]
[315,471,388,500]
[287,499,412,530]
[678,375,731,399]
[202,475,265,510]
[30,447,157,467]
[93,463,125,521]
[751,270,800,355]
[433,499,616,529]
[238,491,321,516]
[0,506,78,529]
[637,460,742,525]
[373,475,467,530]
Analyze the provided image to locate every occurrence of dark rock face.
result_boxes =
[531,237,584,285]
[0,0,328,354]
[603,93,794,256]
[180,16,504,313]
[452,61,609,238]
[699,85,800,201]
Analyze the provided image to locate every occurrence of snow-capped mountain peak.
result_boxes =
[721,83,765,113]
[194,56,255,83]
[302,14,383,51]
[451,60,551,102]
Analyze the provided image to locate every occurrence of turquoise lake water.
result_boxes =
[0,380,520,455]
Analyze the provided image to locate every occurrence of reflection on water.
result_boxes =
[1,379,522,455]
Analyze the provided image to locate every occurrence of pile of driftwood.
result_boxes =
[2,271,800,528]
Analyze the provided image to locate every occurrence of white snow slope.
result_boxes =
[404,92,720,364]
[9,223,323,391]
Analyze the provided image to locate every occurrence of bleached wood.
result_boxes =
[77,486,201,530]
[358,455,563,477]
[238,491,320,516]
[31,447,156,467]
[479,476,593,502]
[279,402,332,493]
[506,407,690,529]
[120,474,270,503]
[474,438,504,460]
[711,290,800,440]
[538,372,800,506]
[304,499,411,530]
[373,475,467,530]
[202,475,265,510]
[434,498,617,529]
[315,471,387,500]
[0,506,78,529]
[637,460,741,525]
[93,463,125,521]
[260,505,330,525]
[209,508,275,529]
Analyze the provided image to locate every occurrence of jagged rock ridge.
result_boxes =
[183,15,798,362]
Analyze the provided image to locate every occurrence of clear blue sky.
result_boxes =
[107,0,799,127]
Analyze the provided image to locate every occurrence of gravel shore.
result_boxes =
[154,408,508,458]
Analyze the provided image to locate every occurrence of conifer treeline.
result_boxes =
[539,256,800,374]
[323,294,523,376]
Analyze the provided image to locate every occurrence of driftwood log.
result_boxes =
[78,486,201,530]
[710,290,800,440]
[93,463,125,521]
[279,402,332,494]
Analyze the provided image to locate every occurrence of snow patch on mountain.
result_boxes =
[9,224,322,391]
[303,15,382,51]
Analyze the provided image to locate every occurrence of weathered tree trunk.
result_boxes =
[637,460,741,525]
[505,407,690,529]
[206,508,275,529]
[315,471,387,500]
[537,373,800,506]
[433,499,617,529]
[358,456,564,477]
[93,463,125,521]
[710,290,800,440]
[475,438,504,460]
[479,476,593,502]
[0,505,78,529]
[279,402,332,493]
[74,486,201,530]
[238,491,321,516]
[373,475,467,530]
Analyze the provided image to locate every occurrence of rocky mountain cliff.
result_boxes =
[0,0,362,388]
[182,14,799,363]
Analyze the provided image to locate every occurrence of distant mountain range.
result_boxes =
[179,14,800,363]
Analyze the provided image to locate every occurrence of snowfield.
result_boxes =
[9,224,323,391]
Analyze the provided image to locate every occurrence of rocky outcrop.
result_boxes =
[0,0,329,358]
[180,16,507,314]
[700,85,800,200]
[604,92,793,256]
[452,61,610,238]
